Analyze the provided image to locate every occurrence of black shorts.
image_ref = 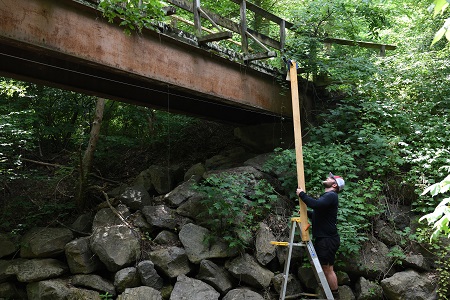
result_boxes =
[314,236,340,266]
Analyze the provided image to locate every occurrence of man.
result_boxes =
[296,172,344,299]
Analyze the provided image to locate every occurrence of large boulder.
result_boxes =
[164,177,199,207]
[114,267,141,293]
[20,227,73,258]
[170,274,220,300]
[137,260,163,290]
[0,234,18,258]
[17,259,68,282]
[179,223,238,264]
[0,259,26,282]
[255,222,277,265]
[222,288,265,300]
[27,278,101,299]
[355,277,383,300]
[119,185,152,210]
[142,205,177,230]
[149,247,191,278]
[90,225,140,272]
[92,205,131,230]
[65,236,101,274]
[381,270,437,300]
[196,260,234,295]
[272,273,303,297]
[225,253,274,289]
[117,286,162,300]
[71,274,116,296]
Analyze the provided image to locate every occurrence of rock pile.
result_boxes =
[0,148,439,299]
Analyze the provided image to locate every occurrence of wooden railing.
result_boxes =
[82,0,396,62]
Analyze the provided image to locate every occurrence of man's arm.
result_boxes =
[296,188,336,209]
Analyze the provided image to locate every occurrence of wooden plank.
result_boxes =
[324,37,396,50]
[243,51,276,62]
[289,61,310,242]
[198,31,233,44]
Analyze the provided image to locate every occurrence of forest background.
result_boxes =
[1,0,450,297]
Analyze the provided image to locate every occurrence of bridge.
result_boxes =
[0,0,396,125]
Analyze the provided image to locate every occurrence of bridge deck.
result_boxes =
[0,0,292,124]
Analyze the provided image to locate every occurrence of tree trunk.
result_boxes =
[76,97,106,211]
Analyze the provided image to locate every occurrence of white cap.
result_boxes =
[330,172,345,192]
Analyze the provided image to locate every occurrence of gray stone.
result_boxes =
[92,205,131,230]
[222,288,264,300]
[132,169,154,192]
[0,233,18,258]
[184,163,205,181]
[114,267,141,293]
[90,225,140,272]
[401,254,431,272]
[70,212,94,234]
[117,286,162,300]
[298,266,318,291]
[381,270,437,300]
[176,194,207,221]
[179,223,238,264]
[272,273,303,296]
[137,260,163,290]
[255,222,277,265]
[20,227,73,258]
[170,274,219,300]
[27,278,101,300]
[119,185,152,210]
[164,177,199,207]
[149,247,191,278]
[355,277,383,300]
[0,259,25,282]
[147,165,181,195]
[196,260,234,295]
[142,205,177,230]
[130,211,152,230]
[17,259,68,282]
[65,236,101,274]
[225,253,274,289]
[153,230,180,246]
[71,274,116,296]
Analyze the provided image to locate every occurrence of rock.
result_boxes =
[0,233,18,258]
[196,260,234,295]
[137,260,163,290]
[298,266,318,290]
[272,273,303,297]
[142,205,177,230]
[401,254,431,272]
[222,288,264,300]
[119,185,152,210]
[20,227,73,258]
[374,219,402,247]
[204,147,250,170]
[114,267,141,293]
[17,258,68,282]
[129,211,152,231]
[71,274,116,296]
[255,222,277,265]
[0,258,26,282]
[339,236,393,280]
[164,177,200,208]
[0,282,26,299]
[381,270,437,300]
[147,165,183,195]
[184,163,205,181]
[225,253,274,289]
[170,274,220,300]
[70,212,94,234]
[153,230,180,246]
[179,223,238,264]
[132,169,154,192]
[149,247,191,278]
[355,277,383,300]
[176,194,207,221]
[27,278,101,299]
[90,225,140,272]
[65,236,101,274]
[339,285,356,300]
[117,286,162,300]
[92,205,131,230]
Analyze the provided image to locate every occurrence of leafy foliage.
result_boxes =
[194,172,278,251]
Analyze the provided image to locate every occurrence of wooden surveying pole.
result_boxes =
[288,61,310,242]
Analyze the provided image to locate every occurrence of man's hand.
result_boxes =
[296,188,304,196]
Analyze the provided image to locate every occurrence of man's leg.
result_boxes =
[322,264,338,290]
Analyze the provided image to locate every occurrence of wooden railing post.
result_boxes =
[193,0,202,37]
[240,0,248,54]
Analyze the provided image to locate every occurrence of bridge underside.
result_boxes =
[0,0,292,124]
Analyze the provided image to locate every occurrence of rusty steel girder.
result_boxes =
[0,0,292,124]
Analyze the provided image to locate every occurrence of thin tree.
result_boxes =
[76,97,106,210]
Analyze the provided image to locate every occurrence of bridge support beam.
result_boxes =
[0,0,292,124]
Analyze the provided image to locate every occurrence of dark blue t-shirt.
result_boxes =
[298,191,339,238]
